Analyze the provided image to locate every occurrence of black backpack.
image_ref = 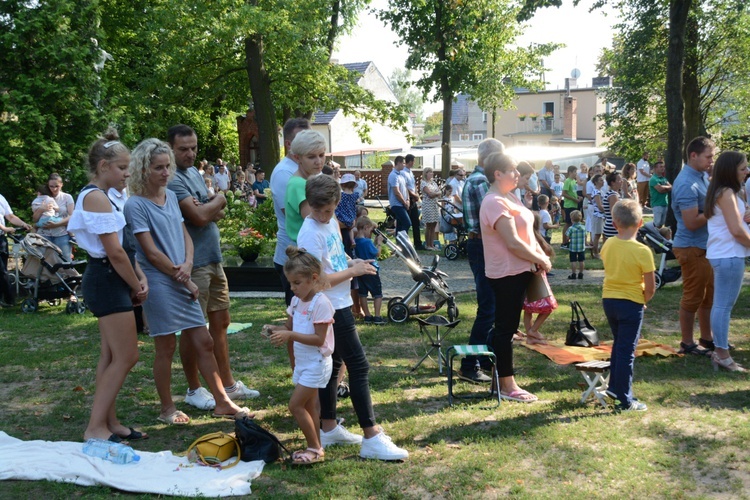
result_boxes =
[235,417,289,463]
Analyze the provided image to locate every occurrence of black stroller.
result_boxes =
[375,196,396,234]
[636,222,681,289]
[376,228,458,323]
[437,199,467,260]
[17,233,86,313]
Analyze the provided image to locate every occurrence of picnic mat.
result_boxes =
[520,338,681,365]
[0,431,264,497]
[176,322,253,337]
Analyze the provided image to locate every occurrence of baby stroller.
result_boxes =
[636,222,681,289]
[437,199,467,260]
[375,196,396,234]
[18,233,86,313]
[376,228,458,323]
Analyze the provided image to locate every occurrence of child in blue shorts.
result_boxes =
[354,216,385,325]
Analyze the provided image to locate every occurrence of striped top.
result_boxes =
[602,188,619,238]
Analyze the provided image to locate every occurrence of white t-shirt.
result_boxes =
[214,170,230,191]
[551,181,564,198]
[636,158,651,182]
[539,209,552,237]
[296,216,352,310]
[0,194,13,233]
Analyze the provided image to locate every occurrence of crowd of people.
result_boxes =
[1,122,748,465]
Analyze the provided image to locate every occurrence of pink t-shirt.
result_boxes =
[480,191,537,279]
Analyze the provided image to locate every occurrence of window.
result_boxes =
[482,112,488,123]
[472,133,484,140]
[459,134,470,141]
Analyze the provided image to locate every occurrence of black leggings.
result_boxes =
[0,236,14,303]
[489,272,533,378]
[319,307,376,429]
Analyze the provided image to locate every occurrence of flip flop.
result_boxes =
[117,427,149,441]
[212,407,255,420]
[500,389,538,403]
[157,410,191,425]
[291,447,324,465]
[107,434,123,443]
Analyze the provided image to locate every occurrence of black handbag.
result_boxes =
[566,301,600,347]
[235,417,289,463]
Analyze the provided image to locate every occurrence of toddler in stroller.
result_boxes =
[438,197,467,260]
[18,233,85,313]
[636,222,681,289]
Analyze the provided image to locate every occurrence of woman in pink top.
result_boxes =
[479,153,552,403]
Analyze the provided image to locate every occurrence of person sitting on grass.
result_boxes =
[354,216,386,325]
[266,247,335,465]
[566,210,586,279]
[601,199,655,411]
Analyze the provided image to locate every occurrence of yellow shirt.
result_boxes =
[601,237,655,304]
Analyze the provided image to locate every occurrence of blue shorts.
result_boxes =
[82,257,134,318]
[569,251,585,263]
[357,274,382,298]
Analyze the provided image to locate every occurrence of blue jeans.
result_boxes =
[602,298,644,406]
[319,307,376,429]
[391,205,411,234]
[461,238,495,372]
[46,234,71,261]
[709,257,744,350]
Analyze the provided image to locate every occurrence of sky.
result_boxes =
[333,0,620,114]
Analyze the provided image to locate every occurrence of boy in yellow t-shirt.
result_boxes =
[600,199,655,412]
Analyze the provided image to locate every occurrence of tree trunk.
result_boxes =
[665,0,693,234]
[665,0,693,184]
[245,34,280,174]
[682,9,704,143]
[441,88,453,178]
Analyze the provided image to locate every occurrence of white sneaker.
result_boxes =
[226,380,260,400]
[184,387,216,410]
[320,424,363,448]
[360,431,409,461]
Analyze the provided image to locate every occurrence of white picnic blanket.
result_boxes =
[0,431,264,497]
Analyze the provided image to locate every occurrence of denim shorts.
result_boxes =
[82,257,134,318]
[357,274,382,298]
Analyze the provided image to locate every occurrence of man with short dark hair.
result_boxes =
[270,118,311,306]
[167,125,259,411]
[403,154,422,249]
[672,136,715,356]
[388,156,411,234]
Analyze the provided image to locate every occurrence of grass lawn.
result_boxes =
[0,272,748,498]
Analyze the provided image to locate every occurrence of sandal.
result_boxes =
[291,447,325,465]
[513,330,526,342]
[157,410,190,426]
[117,427,149,441]
[700,338,735,351]
[212,406,255,420]
[526,331,548,345]
[499,389,538,403]
[678,342,712,357]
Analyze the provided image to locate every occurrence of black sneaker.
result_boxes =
[568,273,577,280]
[616,401,647,412]
[457,370,492,384]
[363,316,374,324]
[577,272,583,279]
[373,316,387,325]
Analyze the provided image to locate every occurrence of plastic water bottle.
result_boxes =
[82,438,140,464]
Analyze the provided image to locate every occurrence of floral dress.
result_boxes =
[420,179,440,224]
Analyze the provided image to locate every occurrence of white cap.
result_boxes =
[340,173,356,184]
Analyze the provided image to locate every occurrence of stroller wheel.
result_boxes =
[21,298,38,313]
[654,272,663,289]
[388,302,410,323]
[447,304,459,321]
[76,301,87,314]
[387,296,403,309]
[444,244,459,260]
[65,301,77,314]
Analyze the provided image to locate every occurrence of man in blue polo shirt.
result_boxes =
[671,136,715,357]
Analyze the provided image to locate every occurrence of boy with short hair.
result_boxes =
[566,210,586,279]
[601,199,655,412]
[561,166,581,248]
[551,173,564,198]
[549,195,562,225]
[354,216,385,325]
[537,194,558,244]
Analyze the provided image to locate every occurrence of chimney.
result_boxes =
[564,96,577,141]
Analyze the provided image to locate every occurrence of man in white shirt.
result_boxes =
[270,118,311,305]
[447,168,466,201]
[213,165,230,192]
[354,170,368,204]
[636,152,651,207]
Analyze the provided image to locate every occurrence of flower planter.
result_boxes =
[223,255,283,292]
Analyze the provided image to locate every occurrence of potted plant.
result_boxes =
[528,112,539,121]
[543,112,554,120]
[218,190,270,262]
[517,113,527,121]
[233,228,266,262]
